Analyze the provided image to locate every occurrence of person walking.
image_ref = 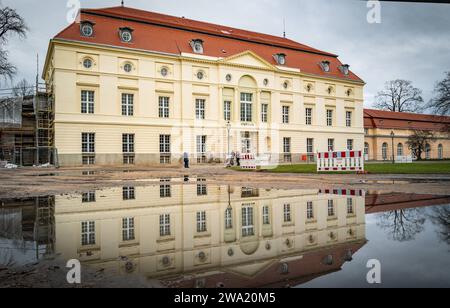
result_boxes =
[183,152,190,168]
[236,151,241,167]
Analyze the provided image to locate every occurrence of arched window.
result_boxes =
[438,144,443,160]
[364,143,369,160]
[425,144,431,160]
[397,143,404,157]
[382,143,388,160]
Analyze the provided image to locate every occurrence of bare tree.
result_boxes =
[377,208,426,242]
[12,78,33,97]
[428,206,450,246]
[375,79,424,113]
[0,6,28,80]
[429,72,450,116]
[406,130,435,160]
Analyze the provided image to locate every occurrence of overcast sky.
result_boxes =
[2,0,450,108]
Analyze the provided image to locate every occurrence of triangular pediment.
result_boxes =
[226,260,276,278]
[219,51,276,70]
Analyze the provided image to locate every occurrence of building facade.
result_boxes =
[364,109,450,161]
[54,183,366,286]
[43,6,365,167]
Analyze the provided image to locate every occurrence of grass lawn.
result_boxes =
[232,162,450,174]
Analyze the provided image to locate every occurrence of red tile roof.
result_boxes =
[364,109,450,131]
[52,6,363,83]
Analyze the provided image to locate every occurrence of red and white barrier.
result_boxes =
[240,153,257,170]
[319,188,365,197]
[317,151,364,172]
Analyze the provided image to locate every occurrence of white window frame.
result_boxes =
[196,211,207,233]
[224,101,231,121]
[160,214,171,237]
[122,134,135,153]
[195,99,206,120]
[328,139,334,152]
[307,201,314,220]
[240,93,253,122]
[305,107,313,125]
[347,139,354,151]
[283,204,292,223]
[326,109,333,127]
[262,205,270,225]
[121,93,134,116]
[346,111,352,127]
[242,204,255,237]
[282,105,290,124]
[328,200,335,217]
[81,90,94,114]
[159,135,171,154]
[122,217,135,242]
[347,198,354,215]
[307,138,314,154]
[261,103,268,123]
[81,221,95,246]
[159,96,170,118]
[225,208,233,230]
[82,133,95,153]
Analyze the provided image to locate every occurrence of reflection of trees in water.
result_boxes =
[377,208,426,242]
[428,206,450,245]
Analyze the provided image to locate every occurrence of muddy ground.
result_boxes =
[1,165,450,198]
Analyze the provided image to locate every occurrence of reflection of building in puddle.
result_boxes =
[0,197,55,266]
[54,184,366,287]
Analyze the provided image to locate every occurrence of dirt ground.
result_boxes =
[1,164,450,198]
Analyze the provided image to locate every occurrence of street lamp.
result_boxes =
[226,120,231,160]
[390,131,395,164]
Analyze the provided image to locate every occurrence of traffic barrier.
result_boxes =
[317,151,364,172]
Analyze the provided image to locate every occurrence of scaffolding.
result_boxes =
[0,83,55,166]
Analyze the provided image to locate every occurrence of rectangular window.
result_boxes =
[196,211,207,233]
[197,178,207,196]
[307,201,314,220]
[81,221,95,246]
[81,90,94,114]
[282,106,290,124]
[195,99,205,120]
[283,137,291,162]
[122,134,135,153]
[196,135,207,163]
[261,103,268,123]
[240,93,253,122]
[82,155,95,165]
[225,208,233,230]
[122,217,135,241]
[160,178,171,198]
[347,139,354,151]
[224,101,231,121]
[262,206,270,225]
[160,214,171,237]
[159,135,171,164]
[159,96,170,118]
[123,186,135,200]
[326,109,333,127]
[328,139,335,152]
[307,138,314,154]
[82,191,96,203]
[284,204,292,223]
[347,198,354,215]
[328,200,335,217]
[242,204,254,237]
[81,133,95,153]
[346,111,352,127]
[122,93,134,116]
[305,107,313,125]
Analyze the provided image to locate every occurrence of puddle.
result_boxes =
[0,184,449,288]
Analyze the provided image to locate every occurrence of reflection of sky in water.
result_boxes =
[300,205,450,288]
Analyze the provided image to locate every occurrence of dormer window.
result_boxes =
[80,21,94,37]
[340,64,350,75]
[320,61,331,72]
[274,53,287,65]
[119,27,133,43]
[190,39,204,54]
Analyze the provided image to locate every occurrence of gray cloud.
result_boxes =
[2,0,450,108]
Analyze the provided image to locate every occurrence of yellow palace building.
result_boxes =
[43,5,365,167]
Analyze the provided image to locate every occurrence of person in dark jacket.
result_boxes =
[183,152,190,168]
